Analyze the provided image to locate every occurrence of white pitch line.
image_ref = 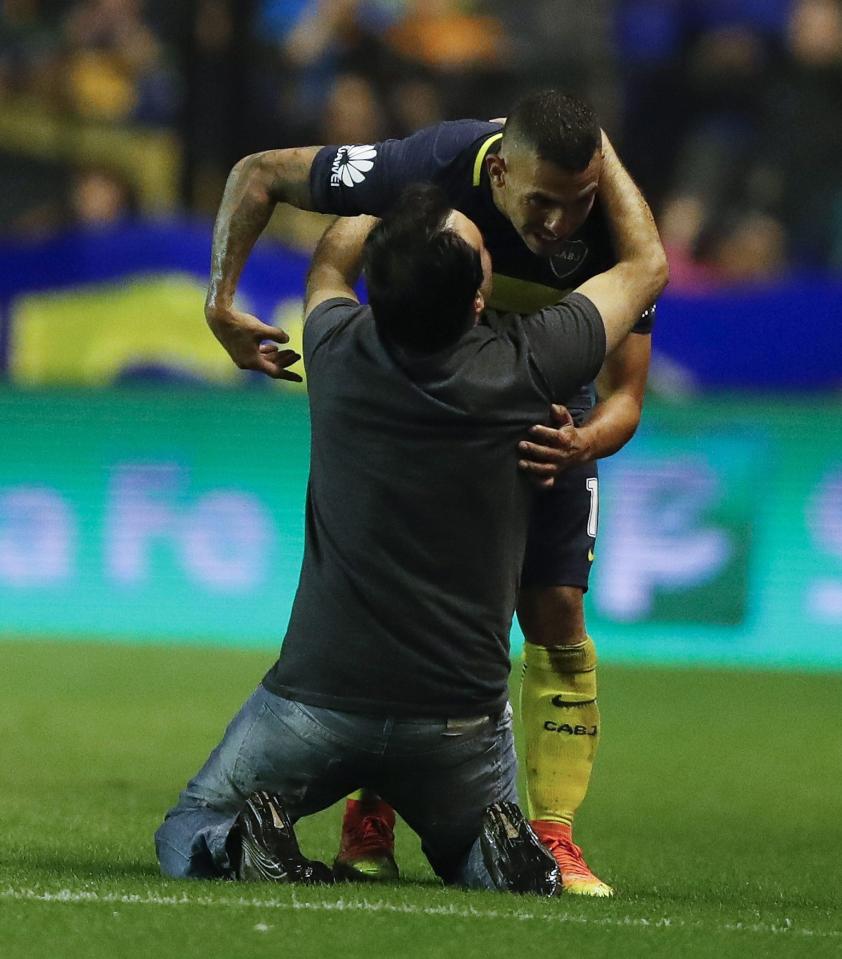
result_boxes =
[1,887,840,941]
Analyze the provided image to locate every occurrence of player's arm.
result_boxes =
[519,332,651,480]
[205,122,488,362]
[523,138,666,373]
[517,139,666,484]
[574,137,667,353]
[584,331,651,455]
[257,214,378,371]
[203,146,322,375]
[304,215,378,317]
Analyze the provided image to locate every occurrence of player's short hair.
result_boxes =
[364,183,483,354]
[503,90,600,172]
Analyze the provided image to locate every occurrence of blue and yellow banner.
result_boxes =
[1,223,841,389]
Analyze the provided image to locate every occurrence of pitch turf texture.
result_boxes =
[2,641,840,959]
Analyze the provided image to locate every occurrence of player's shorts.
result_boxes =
[520,460,599,592]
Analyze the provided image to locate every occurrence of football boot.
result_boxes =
[532,821,613,897]
[480,801,560,896]
[333,797,399,882]
[233,791,333,884]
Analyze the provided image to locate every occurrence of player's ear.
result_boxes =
[486,154,506,188]
[473,290,485,322]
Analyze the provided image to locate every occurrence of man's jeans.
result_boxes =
[155,685,518,889]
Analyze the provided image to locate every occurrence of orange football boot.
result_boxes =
[532,821,613,897]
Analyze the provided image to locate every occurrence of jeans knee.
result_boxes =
[154,828,192,879]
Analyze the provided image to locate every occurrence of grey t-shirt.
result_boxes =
[263,292,605,717]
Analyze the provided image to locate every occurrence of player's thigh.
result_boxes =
[378,706,518,881]
[180,687,359,819]
[521,460,599,592]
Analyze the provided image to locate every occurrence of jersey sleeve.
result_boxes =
[309,120,499,216]
[520,292,607,401]
[303,297,363,367]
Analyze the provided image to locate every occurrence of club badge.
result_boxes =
[550,241,588,279]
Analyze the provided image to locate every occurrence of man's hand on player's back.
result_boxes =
[517,405,582,489]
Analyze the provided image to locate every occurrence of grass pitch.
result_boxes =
[1,640,841,959]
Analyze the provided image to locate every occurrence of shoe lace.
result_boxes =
[343,813,394,858]
[542,835,593,878]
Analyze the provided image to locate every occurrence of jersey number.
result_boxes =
[586,477,599,538]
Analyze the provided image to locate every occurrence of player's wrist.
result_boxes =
[205,297,235,324]
[571,427,596,463]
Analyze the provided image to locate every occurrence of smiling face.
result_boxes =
[487,144,602,257]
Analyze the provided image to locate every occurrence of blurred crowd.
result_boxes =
[2,0,841,285]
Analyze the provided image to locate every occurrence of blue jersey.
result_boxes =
[310,120,655,319]
[309,120,654,415]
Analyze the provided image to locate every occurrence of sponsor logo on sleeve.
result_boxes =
[330,145,377,188]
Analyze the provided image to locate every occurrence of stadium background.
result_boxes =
[1,0,841,669]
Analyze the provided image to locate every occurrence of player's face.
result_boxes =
[490,146,602,257]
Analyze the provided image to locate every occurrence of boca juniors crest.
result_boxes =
[550,241,588,280]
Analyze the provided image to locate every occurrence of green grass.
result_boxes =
[1,640,841,959]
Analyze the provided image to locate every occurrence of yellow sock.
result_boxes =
[520,638,600,826]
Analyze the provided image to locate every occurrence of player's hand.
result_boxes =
[257,342,304,382]
[517,405,593,489]
[206,306,302,381]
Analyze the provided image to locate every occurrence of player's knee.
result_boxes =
[517,586,586,647]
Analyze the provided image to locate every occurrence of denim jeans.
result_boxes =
[155,684,518,889]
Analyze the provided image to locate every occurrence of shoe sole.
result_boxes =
[563,877,614,897]
[333,856,400,883]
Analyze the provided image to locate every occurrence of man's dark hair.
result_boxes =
[363,183,483,354]
[503,90,600,172]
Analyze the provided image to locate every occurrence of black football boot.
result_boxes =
[231,791,334,884]
[480,801,560,896]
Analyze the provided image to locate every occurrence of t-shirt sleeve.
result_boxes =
[520,292,607,401]
[309,121,499,216]
[303,297,362,367]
